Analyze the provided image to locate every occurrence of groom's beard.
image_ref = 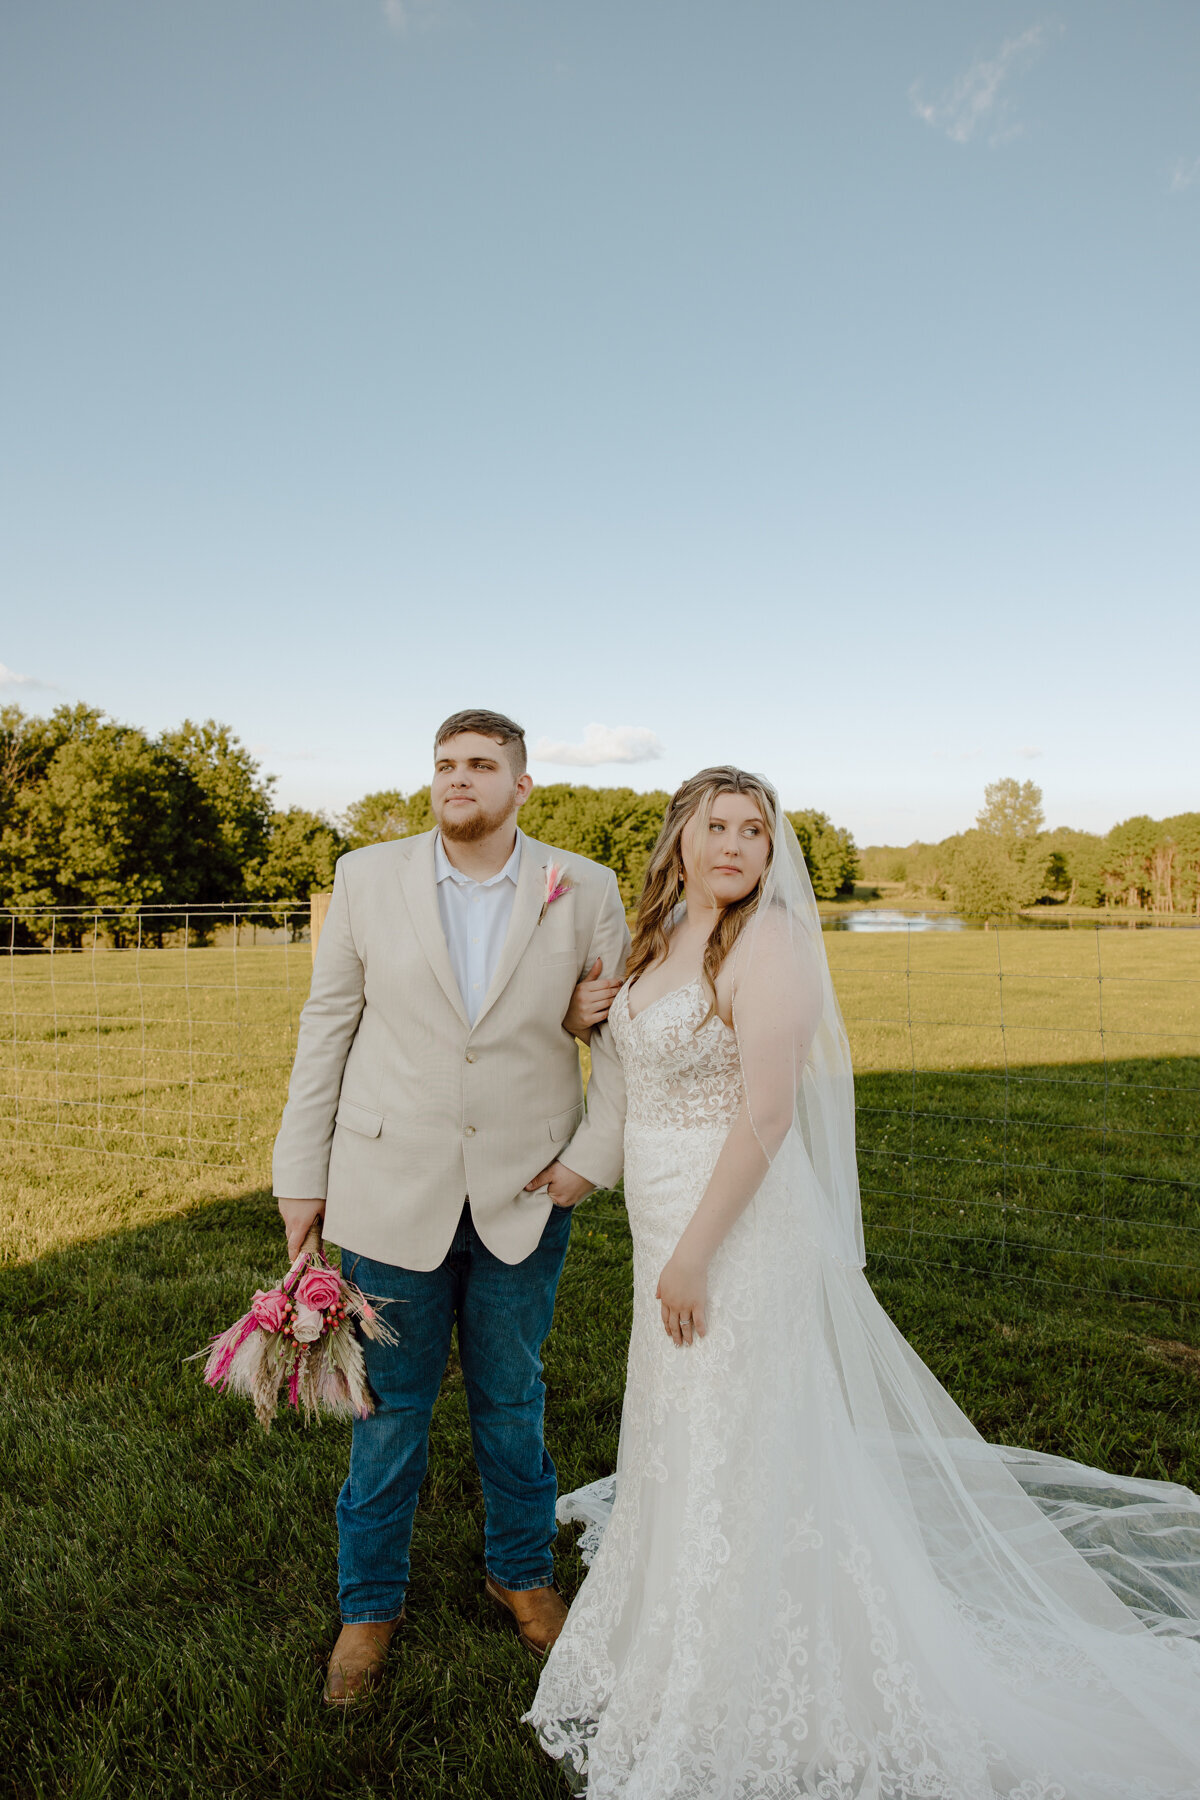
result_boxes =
[437,794,519,843]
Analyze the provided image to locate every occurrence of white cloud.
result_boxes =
[0,661,54,691]
[1018,745,1044,759]
[910,24,1059,146]
[532,723,666,768]
[1169,156,1200,193]
[381,0,442,34]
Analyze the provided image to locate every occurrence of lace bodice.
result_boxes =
[609,975,744,1133]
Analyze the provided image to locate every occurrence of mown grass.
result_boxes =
[833,928,1200,1303]
[5,929,1197,1294]
[1,929,1198,1797]
[3,1188,1198,1800]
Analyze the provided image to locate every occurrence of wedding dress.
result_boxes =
[525,843,1200,1797]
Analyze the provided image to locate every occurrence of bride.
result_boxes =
[525,767,1200,1799]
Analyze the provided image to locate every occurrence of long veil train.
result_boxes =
[530,812,1200,1798]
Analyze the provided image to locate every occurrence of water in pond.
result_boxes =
[821,910,1190,932]
[823,910,965,933]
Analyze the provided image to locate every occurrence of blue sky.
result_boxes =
[2,1,1197,844]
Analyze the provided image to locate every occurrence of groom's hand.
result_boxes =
[278,1197,325,1259]
[524,1161,595,1210]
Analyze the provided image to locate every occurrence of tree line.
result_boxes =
[0,703,859,939]
[859,779,1200,919]
[344,783,859,910]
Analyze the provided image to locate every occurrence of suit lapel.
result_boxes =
[397,834,471,1030]
[472,835,545,1031]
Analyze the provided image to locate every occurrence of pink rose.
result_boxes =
[291,1303,325,1343]
[296,1268,342,1312]
[250,1288,289,1332]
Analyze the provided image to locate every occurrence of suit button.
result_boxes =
[464,1125,476,1137]
[465,1051,476,1063]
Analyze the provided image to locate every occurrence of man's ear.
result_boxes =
[515,773,534,806]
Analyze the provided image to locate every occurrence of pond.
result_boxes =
[821,909,1191,932]
[823,910,965,933]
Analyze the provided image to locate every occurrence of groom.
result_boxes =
[273,709,628,1704]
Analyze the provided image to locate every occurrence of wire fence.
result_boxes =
[1,906,310,1169]
[2,906,1197,1305]
[828,922,1200,1307]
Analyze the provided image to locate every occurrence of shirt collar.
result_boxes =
[434,828,523,890]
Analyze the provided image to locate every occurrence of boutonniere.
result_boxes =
[538,860,574,926]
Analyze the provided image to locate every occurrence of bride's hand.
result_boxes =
[656,1251,709,1347]
[563,958,623,1039]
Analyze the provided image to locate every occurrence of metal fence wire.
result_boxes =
[831,922,1199,1307]
[2,906,1197,1306]
[1,907,309,1169]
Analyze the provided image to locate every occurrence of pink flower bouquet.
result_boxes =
[191,1226,397,1430]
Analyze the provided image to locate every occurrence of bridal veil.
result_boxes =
[553,800,1200,1793]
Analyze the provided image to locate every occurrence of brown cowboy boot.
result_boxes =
[485,1576,568,1657]
[322,1611,405,1706]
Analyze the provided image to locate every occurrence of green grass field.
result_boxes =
[1,930,1198,1798]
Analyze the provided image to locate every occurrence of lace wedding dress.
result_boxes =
[525,975,1200,1799]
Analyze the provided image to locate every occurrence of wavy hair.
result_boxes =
[626,767,777,1025]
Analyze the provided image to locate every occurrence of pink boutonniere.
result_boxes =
[538,860,574,925]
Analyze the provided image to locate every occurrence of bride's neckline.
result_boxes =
[624,972,734,1034]
[624,972,702,1024]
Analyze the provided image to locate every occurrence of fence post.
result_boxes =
[310,891,332,962]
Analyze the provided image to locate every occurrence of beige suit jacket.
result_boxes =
[272,829,630,1269]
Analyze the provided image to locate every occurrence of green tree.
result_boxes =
[1161,813,1200,915]
[342,789,411,849]
[0,703,109,831]
[520,785,670,909]
[785,810,859,901]
[333,780,860,911]
[247,808,347,905]
[1040,827,1106,908]
[159,719,274,897]
[895,840,952,899]
[1,705,278,931]
[976,778,1045,840]
[391,784,437,838]
[1103,815,1159,910]
[974,777,1048,905]
[951,833,1022,920]
[0,715,213,938]
[855,845,906,885]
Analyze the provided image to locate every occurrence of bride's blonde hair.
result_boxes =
[627,766,778,1024]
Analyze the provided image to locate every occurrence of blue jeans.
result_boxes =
[337,1200,573,1623]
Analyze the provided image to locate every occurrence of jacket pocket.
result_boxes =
[335,1098,384,1139]
[540,951,580,969]
[548,1102,584,1142]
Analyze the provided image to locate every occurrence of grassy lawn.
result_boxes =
[833,929,1200,1304]
[1,930,1198,1797]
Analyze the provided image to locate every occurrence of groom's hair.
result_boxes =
[434,709,527,777]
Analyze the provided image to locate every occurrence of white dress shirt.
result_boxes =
[434,828,523,1025]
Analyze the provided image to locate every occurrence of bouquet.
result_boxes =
[192,1224,398,1429]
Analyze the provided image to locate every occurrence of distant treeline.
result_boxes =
[860,779,1200,918]
[0,703,858,940]
[343,784,859,911]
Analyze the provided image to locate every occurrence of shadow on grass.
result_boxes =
[0,1192,633,1800]
[1,1059,1198,1798]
